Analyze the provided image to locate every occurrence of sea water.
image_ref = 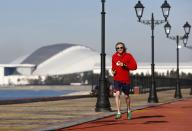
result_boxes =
[0,89,77,100]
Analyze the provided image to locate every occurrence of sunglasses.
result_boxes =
[116,47,124,50]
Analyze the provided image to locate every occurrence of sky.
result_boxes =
[0,0,192,64]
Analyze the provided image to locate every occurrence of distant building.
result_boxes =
[0,64,37,85]
[132,62,192,75]
[93,62,192,76]
[0,43,191,85]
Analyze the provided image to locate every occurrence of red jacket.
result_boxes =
[112,52,137,84]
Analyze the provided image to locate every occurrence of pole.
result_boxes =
[174,35,182,98]
[148,13,158,103]
[95,0,111,112]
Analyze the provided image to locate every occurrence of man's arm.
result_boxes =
[112,57,117,75]
[126,54,137,70]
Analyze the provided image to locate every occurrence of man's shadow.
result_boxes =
[64,115,167,131]
[131,115,165,120]
[130,115,168,124]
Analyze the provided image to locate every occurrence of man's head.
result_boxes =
[115,42,126,54]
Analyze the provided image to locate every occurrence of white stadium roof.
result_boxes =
[12,43,111,75]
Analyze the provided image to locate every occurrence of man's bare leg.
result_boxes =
[115,91,121,114]
[125,95,131,111]
[125,95,132,119]
[114,91,122,119]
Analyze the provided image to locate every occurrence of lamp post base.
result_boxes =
[148,82,158,103]
[95,107,112,112]
[174,94,182,99]
[148,97,158,103]
[95,79,111,112]
[174,83,182,99]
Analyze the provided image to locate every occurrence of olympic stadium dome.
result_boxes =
[12,43,111,75]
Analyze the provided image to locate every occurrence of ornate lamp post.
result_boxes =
[183,32,192,95]
[95,0,111,112]
[164,21,191,98]
[134,1,171,103]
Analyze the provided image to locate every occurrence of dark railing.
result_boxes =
[91,74,192,96]
[130,75,192,94]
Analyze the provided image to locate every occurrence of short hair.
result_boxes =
[115,42,127,52]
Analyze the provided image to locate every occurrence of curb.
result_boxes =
[0,95,91,105]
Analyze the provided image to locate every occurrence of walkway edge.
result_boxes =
[0,95,91,105]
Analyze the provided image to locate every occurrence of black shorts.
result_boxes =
[113,80,130,95]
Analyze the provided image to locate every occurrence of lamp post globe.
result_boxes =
[134,1,144,22]
[164,22,171,37]
[183,22,191,36]
[161,0,171,21]
[183,34,188,47]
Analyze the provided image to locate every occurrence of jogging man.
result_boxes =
[112,42,137,120]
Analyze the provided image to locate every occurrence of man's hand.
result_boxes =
[112,69,116,75]
[116,61,124,66]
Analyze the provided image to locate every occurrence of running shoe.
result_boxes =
[127,111,132,120]
[115,113,121,119]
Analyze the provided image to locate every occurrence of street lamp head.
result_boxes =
[161,0,171,21]
[182,34,188,47]
[183,22,191,36]
[164,22,171,37]
[134,1,144,22]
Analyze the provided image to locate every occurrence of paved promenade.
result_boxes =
[62,98,192,131]
[0,88,191,131]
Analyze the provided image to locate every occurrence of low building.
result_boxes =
[93,62,192,76]
[0,64,38,85]
[132,62,192,75]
